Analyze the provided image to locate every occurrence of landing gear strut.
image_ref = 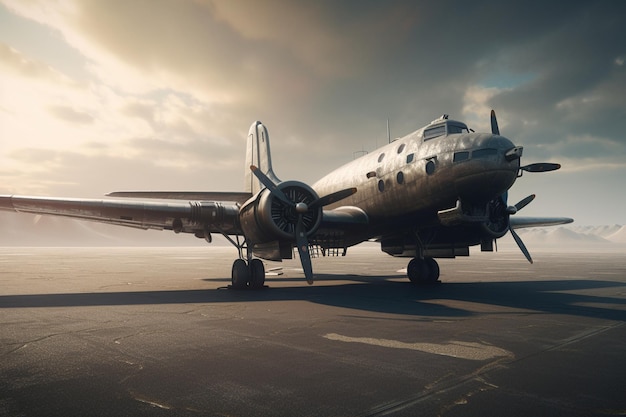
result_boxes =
[407,257,440,284]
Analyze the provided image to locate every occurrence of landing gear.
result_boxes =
[407,257,440,284]
[220,234,266,290]
[249,259,266,289]
[230,258,266,289]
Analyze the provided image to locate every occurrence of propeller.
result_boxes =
[491,109,554,264]
[520,162,561,173]
[491,110,562,176]
[505,194,535,264]
[490,109,500,135]
[511,193,535,213]
[250,165,357,284]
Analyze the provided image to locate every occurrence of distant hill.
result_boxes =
[496,225,625,252]
[517,227,611,245]
[606,225,626,243]
[568,224,623,238]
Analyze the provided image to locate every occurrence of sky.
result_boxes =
[0,0,625,226]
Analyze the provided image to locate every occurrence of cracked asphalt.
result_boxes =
[1,246,625,416]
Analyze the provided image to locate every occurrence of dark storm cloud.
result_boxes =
[19,0,623,164]
[489,2,626,143]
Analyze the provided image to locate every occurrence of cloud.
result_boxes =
[1,0,626,224]
[4,145,244,197]
[48,105,94,124]
[0,41,76,86]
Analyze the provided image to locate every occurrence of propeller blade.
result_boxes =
[520,163,561,173]
[509,225,533,264]
[311,187,357,209]
[250,165,293,207]
[490,109,500,135]
[295,214,314,284]
[514,194,536,212]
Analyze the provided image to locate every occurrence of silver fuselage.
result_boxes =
[313,125,519,225]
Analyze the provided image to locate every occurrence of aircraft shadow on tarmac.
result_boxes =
[1,274,625,321]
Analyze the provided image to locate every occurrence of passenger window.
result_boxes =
[397,144,405,154]
[453,151,470,162]
[378,153,385,163]
[396,171,404,184]
[406,153,414,164]
[378,180,385,192]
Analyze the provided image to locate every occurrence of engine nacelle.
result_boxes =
[480,196,509,238]
[239,181,322,245]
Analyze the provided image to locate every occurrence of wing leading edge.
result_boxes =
[0,195,242,235]
[106,191,252,205]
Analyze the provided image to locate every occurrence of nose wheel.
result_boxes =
[407,257,440,284]
[231,259,266,289]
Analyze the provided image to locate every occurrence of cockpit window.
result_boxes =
[448,124,469,134]
[423,125,446,140]
[424,122,470,140]
[473,148,498,159]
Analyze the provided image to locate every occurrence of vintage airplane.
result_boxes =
[0,110,572,288]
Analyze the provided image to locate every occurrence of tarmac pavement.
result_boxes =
[1,246,625,416]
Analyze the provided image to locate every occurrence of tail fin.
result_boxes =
[244,121,281,194]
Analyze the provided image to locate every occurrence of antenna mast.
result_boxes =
[387,118,391,144]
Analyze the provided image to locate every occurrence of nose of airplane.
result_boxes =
[454,133,520,202]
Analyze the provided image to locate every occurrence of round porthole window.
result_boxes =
[378,179,385,192]
[426,160,436,175]
[396,171,404,184]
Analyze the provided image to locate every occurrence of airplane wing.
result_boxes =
[0,195,242,235]
[106,191,252,205]
[509,216,574,229]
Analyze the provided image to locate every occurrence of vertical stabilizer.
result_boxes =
[244,121,281,194]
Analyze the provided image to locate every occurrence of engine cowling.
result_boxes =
[480,195,509,238]
[239,181,322,244]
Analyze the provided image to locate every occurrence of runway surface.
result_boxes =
[1,245,625,416]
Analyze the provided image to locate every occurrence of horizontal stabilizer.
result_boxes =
[106,191,252,204]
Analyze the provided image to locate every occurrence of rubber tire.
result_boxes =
[248,259,265,289]
[425,257,440,283]
[407,258,427,284]
[407,258,440,284]
[231,259,250,289]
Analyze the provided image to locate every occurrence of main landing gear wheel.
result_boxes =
[407,257,440,284]
[231,259,250,289]
[249,259,266,289]
[230,259,266,289]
